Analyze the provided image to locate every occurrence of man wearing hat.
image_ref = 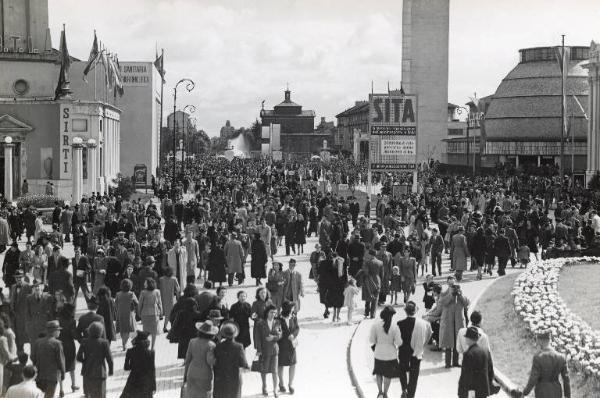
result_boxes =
[515,331,571,398]
[361,249,383,319]
[397,301,432,398]
[451,225,470,281]
[9,270,31,352]
[30,321,65,398]
[213,322,248,398]
[457,326,495,398]
[348,232,365,277]
[138,257,158,290]
[25,282,52,346]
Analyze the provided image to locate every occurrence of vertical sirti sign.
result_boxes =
[368,93,417,171]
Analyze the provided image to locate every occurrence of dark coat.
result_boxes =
[228,301,251,348]
[2,248,21,287]
[250,239,268,279]
[58,317,77,372]
[494,235,512,258]
[208,247,227,283]
[120,345,156,398]
[168,298,202,359]
[76,312,105,341]
[97,296,117,342]
[213,339,249,398]
[47,269,75,301]
[458,343,494,398]
[76,337,113,379]
[31,335,65,382]
[522,348,571,398]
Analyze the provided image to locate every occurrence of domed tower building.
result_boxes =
[483,45,590,172]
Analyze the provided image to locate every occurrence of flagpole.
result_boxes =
[560,34,565,183]
[94,31,97,101]
[159,48,165,176]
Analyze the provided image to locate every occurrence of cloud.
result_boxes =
[50,0,600,136]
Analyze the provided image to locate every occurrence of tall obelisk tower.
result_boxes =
[402,0,450,163]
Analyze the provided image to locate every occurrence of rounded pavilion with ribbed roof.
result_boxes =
[483,46,590,170]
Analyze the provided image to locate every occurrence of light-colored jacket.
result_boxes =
[369,321,402,361]
[282,269,304,311]
[138,289,163,317]
[224,239,244,274]
[457,325,491,355]
[439,289,470,349]
[167,247,188,288]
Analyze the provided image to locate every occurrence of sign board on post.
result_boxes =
[133,164,147,187]
[368,93,417,171]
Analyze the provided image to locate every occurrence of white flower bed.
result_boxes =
[512,257,600,378]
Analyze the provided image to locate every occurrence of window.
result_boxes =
[13,79,29,96]
[72,119,88,132]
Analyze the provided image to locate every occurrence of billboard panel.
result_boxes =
[368,93,417,171]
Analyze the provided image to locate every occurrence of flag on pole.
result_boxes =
[154,50,165,81]
[83,31,100,81]
[55,25,72,100]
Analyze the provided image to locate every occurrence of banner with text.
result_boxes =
[368,93,417,171]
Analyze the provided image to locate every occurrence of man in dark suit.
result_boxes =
[26,282,53,346]
[47,257,75,303]
[515,330,571,398]
[9,270,31,352]
[47,246,68,276]
[76,321,113,398]
[72,246,92,304]
[458,326,495,398]
[397,302,432,398]
[31,320,65,398]
[76,297,105,341]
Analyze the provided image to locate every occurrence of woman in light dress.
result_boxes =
[159,267,180,333]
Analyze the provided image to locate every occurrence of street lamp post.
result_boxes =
[455,106,471,170]
[182,105,196,177]
[3,136,13,202]
[172,78,195,197]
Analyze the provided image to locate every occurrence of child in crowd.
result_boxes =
[422,274,436,310]
[389,266,402,305]
[343,277,360,325]
[517,240,531,268]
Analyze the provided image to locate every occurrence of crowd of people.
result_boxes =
[0,154,587,398]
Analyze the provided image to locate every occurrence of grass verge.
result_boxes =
[559,263,600,330]
[475,273,595,397]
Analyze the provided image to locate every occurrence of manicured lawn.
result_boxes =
[476,273,595,397]
[559,262,600,330]
[475,273,535,386]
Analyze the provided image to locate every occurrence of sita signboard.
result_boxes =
[368,93,417,171]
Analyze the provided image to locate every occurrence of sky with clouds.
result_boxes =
[49,0,600,136]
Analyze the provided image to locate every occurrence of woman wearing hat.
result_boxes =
[182,320,218,398]
[120,331,156,398]
[369,306,401,398]
[213,322,248,398]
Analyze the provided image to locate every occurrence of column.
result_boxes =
[87,139,97,194]
[71,137,84,204]
[3,137,14,202]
